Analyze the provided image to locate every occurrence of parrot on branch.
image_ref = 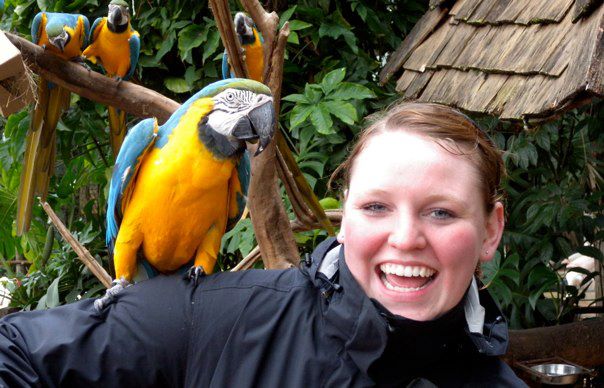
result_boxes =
[83,0,140,156]
[222,12,336,236]
[222,12,264,82]
[16,12,90,235]
[95,78,275,310]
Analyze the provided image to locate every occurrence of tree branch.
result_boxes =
[506,318,604,367]
[4,32,179,124]
[41,201,112,288]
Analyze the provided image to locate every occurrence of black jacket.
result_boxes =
[0,238,526,387]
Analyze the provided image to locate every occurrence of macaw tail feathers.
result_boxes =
[108,106,127,156]
[16,81,69,235]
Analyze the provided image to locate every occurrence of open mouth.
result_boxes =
[379,263,436,292]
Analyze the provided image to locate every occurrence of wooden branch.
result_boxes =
[41,201,112,288]
[4,32,179,124]
[248,17,299,268]
[506,318,604,368]
[230,246,261,271]
[209,0,249,79]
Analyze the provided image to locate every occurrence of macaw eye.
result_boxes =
[226,92,235,101]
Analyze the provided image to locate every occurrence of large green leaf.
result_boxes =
[290,104,314,129]
[310,103,334,135]
[320,68,345,94]
[328,82,376,100]
[322,100,357,125]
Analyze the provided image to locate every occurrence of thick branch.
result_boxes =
[5,32,179,124]
[506,319,604,367]
[248,22,299,268]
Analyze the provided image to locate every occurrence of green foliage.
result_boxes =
[481,103,604,328]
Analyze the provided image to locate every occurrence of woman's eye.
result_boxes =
[429,209,454,219]
[362,203,387,213]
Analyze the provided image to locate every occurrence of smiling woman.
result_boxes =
[335,103,505,321]
[0,103,525,387]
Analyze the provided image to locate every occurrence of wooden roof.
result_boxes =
[379,0,603,120]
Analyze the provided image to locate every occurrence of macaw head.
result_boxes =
[46,23,70,52]
[234,12,256,45]
[108,0,130,28]
[196,79,275,157]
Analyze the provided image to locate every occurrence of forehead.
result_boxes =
[349,131,481,193]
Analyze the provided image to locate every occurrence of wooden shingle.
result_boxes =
[380,0,604,121]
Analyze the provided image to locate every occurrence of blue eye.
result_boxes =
[429,209,453,219]
[362,203,387,213]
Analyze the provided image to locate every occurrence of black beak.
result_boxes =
[248,101,275,156]
[109,7,123,25]
[232,100,275,156]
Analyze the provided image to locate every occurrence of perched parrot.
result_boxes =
[222,13,336,237]
[16,12,89,235]
[222,12,264,82]
[96,78,274,309]
[83,0,140,156]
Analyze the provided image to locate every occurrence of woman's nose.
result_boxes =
[387,213,427,251]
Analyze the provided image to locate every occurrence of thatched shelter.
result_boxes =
[379,0,603,120]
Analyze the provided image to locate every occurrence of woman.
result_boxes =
[0,103,525,387]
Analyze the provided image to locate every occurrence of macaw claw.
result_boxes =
[72,55,91,70]
[94,278,130,312]
[186,266,206,285]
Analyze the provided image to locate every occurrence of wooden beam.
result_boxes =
[506,318,604,368]
[4,32,180,124]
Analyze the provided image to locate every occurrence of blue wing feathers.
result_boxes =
[106,118,158,252]
[227,151,250,230]
[31,13,43,44]
[126,32,140,80]
[88,17,104,45]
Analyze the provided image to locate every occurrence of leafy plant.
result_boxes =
[481,102,604,328]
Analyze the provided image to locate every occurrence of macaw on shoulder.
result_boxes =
[96,78,275,310]
[16,12,89,236]
[222,12,264,82]
[83,0,140,156]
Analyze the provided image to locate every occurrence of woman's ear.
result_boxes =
[481,202,505,262]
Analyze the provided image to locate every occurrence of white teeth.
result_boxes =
[382,275,430,292]
[379,263,435,278]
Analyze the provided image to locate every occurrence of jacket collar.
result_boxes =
[307,237,510,374]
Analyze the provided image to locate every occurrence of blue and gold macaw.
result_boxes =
[222,12,264,82]
[16,12,89,235]
[96,78,274,309]
[83,0,140,156]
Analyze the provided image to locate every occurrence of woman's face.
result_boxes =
[340,130,504,321]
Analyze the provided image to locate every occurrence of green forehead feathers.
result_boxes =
[110,0,129,7]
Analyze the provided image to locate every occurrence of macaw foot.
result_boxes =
[72,56,91,70]
[94,278,130,312]
[186,266,206,285]
[113,76,123,85]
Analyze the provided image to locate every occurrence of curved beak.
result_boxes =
[248,100,275,156]
[50,31,69,52]
[109,6,123,25]
[232,98,275,156]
